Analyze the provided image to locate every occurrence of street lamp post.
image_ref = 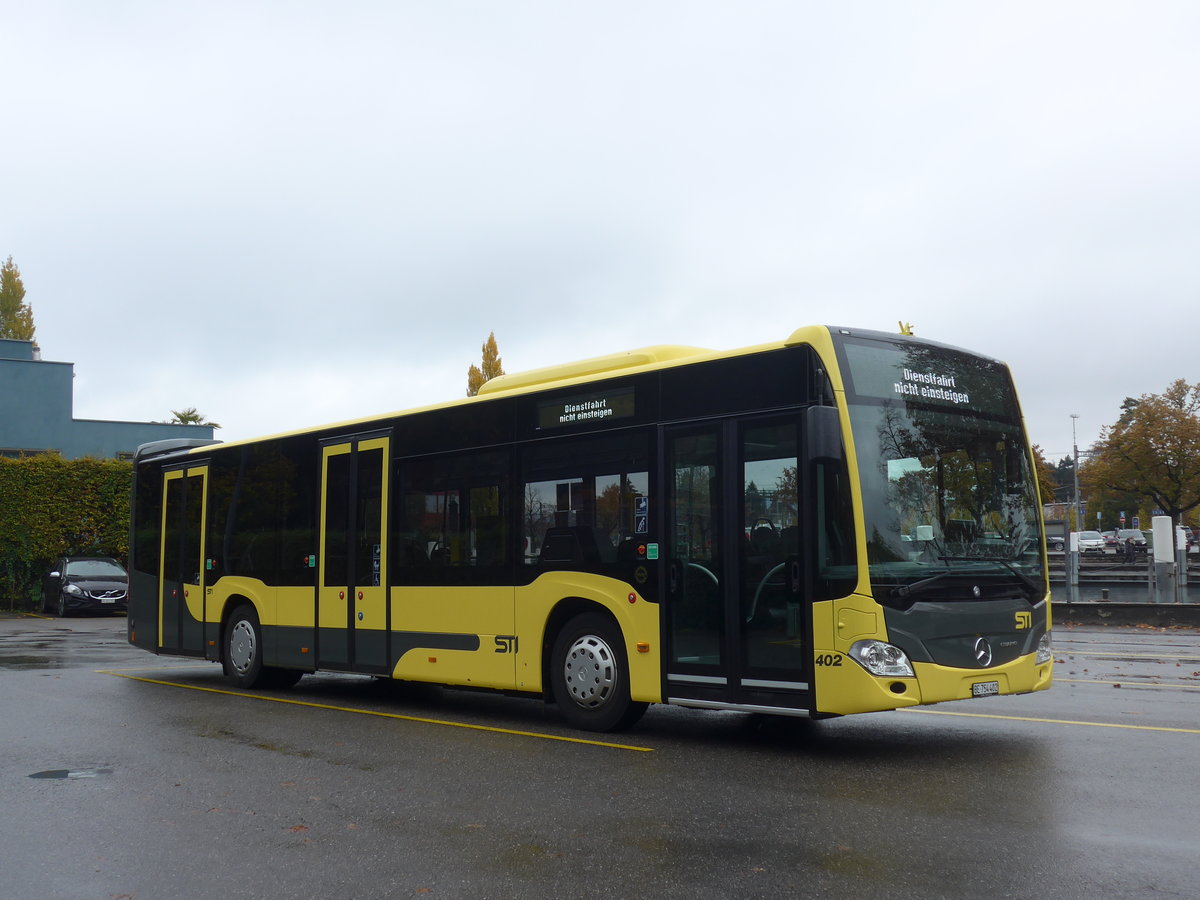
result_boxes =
[1071,414,1082,531]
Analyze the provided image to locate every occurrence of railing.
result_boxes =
[1048,548,1196,603]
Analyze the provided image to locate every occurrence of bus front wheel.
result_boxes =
[551,612,647,732]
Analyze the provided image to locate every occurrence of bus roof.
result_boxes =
[159,324,846,456]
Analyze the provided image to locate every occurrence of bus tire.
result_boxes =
[550,612,647,732]
[223,604,265,688]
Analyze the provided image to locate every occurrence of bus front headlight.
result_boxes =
[1036,631,1053,664]
[848,640,915,678]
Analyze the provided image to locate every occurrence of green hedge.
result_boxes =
[0,456,131,610]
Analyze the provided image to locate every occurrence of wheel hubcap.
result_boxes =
[229,620,256,674]
[562,634,616,709]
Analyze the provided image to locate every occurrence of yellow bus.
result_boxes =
[128,326,1052,731]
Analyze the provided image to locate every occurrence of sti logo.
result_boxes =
[1014,611,1032,630]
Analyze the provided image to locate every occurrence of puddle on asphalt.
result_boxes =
[0,626,132,669]
[0,654,57,670]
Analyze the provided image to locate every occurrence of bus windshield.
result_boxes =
[835,333,1045,607]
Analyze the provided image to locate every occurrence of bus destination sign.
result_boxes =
[538,387,635,430]
[893,367,970,406]
[839,338,1015,419]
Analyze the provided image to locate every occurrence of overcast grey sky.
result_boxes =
[4,2,1197,462]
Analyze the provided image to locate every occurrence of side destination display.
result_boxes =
[537,386,636,430]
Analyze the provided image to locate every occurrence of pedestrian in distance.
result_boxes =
[1124,537,1136,564]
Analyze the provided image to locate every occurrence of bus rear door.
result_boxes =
[318,433,390,673]
[158,464,210,657]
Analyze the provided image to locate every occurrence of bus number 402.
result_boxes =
[814,653,843,667]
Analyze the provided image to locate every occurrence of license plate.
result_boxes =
[101,599,116,604]
[972,681,1000,697]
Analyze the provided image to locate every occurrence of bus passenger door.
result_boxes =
[664,427,726,681]
[318,434,390,673]
[664,418,811,712]
[158,465,209,657]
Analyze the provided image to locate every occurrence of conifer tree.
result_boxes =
[467,332,505,396]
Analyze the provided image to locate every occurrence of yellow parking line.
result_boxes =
[99,670,653,752]
[902,707,1200,734]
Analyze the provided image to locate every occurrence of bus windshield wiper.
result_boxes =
[892,566,953,600]
[938,556,1043,596]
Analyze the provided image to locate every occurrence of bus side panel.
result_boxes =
[269,584,318,669]
[208,577,309,667]
[128,569,160,652]
[390,586,516,689]
[515,573,662,704]
[129,462,162,653]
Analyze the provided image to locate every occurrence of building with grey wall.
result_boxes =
[0,338,214,459]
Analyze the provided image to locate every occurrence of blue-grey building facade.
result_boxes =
[1,338,214,459]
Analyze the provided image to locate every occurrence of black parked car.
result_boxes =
[41,557,128,616]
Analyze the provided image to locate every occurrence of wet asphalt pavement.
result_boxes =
[2,613,1199,899]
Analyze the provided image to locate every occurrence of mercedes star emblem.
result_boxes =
[974,637,993,667]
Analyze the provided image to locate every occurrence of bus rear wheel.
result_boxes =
[224,604,265,688]
[224,604,304,689]
[551,612,647,732]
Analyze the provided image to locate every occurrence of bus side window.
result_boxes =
[813,459,857,599]
[394,449,510,585]
[520,432,650,577]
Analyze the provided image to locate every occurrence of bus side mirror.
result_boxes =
[805,405,844,463]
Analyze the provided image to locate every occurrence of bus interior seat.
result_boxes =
[400,540,428,567]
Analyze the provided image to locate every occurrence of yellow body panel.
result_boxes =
[912,655,1054,704]
[831,594,883,644]
[181,581,204,626]
[812,593,1052,715]
[386,575,661,700]
[355,436,389,636]
[204,580,314,629]
[317,443,352,634]
[812,648,1052,716]
[381,574,661,699]
[514,573,662,703]
[390,585,516,689]
[272,585,316,628]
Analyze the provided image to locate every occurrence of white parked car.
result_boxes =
[1072,530,1106,553]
